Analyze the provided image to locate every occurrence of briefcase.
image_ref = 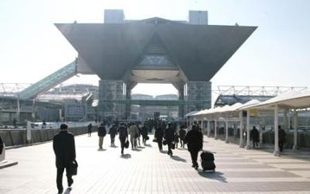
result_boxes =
[124,139,129,148]
[68,160,78,176]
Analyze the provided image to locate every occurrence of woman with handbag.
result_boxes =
[118,123,128,155]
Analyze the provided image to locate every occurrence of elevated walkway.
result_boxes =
[100,99,210,106]
[18,60,77,100]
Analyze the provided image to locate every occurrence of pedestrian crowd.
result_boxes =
[52,120,206,193]
[53,120,291,194]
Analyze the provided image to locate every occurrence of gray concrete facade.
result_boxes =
[56,10,256,120]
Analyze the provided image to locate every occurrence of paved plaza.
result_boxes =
[1,133,310,194]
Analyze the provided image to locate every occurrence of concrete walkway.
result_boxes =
[1,133,310,194]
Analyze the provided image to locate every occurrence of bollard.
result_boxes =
[26,121,32,144]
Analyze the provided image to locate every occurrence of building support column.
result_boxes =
[246,110,251,149]
[274,105,280,156]
[16,97,20,122]
[293,109,298,151]
[125,83,132,120]
[239,111,244,148]
[233,123,237,139]
[225,120,229,143]
[201,118,205,131]
[214,120,218,140]
[207,120,211,137]
[283,109,288,129]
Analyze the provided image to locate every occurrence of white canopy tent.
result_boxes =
[242,91,310,155]
[188,91,310,156]
[236,99,262,149]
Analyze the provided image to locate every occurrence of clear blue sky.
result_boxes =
[1,0,310,96]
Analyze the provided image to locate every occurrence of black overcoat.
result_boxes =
[53,131,76,168]
[185,129,203,152]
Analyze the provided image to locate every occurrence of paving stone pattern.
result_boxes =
[1,133,310,194]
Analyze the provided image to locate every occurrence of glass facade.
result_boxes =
[98,80,126,120]
[184,81,211,113]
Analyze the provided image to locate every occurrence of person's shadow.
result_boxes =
[120,154,131,159]
[61,188,72,194]
[132,148,142,152]
[170,155,186,162]
[198,170,227,183]
[97,148,107,151]
[144,144,152,147]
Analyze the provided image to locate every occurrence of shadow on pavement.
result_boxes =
[97,148,107,151]
[170,155,186,162]
[110,145,118,148]
[132,148,142,152]
[120,154,131,159]
[63,188,72,194]
[160,150,168,154]
[144,144,152,147]
[198,171,227,183]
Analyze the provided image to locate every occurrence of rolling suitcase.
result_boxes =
[200,151,216,171]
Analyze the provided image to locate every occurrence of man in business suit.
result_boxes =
[53,124,76,194]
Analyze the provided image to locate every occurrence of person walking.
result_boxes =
[250,126,259,149]
[278,125,286,152]
[155,122,165,151]
[128,123,138,149]
[185,124,203,169]
[87,123,92,137]
[165,123,175,156]
[174,131,179,149]
[109,124,117,147]
[141,124,149,145]
[136,124,142,147]
[98,123,107,149]
[0,136,3,155]
[53,124,76,194]
[118,123,128,155]
[179,125,187,148]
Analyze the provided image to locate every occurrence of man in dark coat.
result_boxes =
[98,123,107,149]
[185,124,203,169]
[165,123,175,156]
[87,123,92,137]
[0,136,3,155]
[53,124,76,194]
[141,124,148,145]
[278,125,286,152]
[118,123,128,155]
[109,124,117,147]
[250,126,259,149]
[179,125,187,148]
[155,122,164,151]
